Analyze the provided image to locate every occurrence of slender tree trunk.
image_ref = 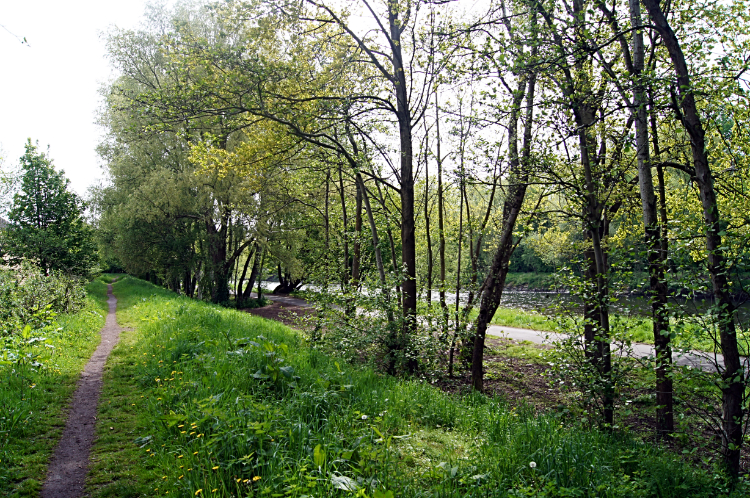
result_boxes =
[355,173,388,291]
[424,142,433,306]
[449,172,464,378]
[337,164,350,290]
[242,245,261,303]
[388,4,417,373]
[629,0,673,435]
[471,67,537,391]
[643,0,744,473]
[353,180,362,288]
[435,94,450,337]
[236,245,255,307]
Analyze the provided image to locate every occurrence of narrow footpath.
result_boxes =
[40,283,122,498]
[255,293,730,372]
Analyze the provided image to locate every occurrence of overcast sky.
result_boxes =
[0,0,158,196]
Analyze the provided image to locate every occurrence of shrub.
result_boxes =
[0,262,87,338]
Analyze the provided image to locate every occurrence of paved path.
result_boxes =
[253,293,733,373]
[41,283,123,498]
[486,325,729,372]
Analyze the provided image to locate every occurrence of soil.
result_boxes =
[241,300,316,329]
[40,283,122,498]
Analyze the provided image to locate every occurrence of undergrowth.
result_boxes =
[88,276,748,497]
[0,276,108,497]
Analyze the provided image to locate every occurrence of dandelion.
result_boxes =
[253,476,261,482]
[195,490,203,496]
[212,466,219,470]
[212,490,218,493]
[361,415,368,420]
[529,462,537,469]
[193,451,199,455]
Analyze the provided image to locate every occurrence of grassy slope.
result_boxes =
[0,278,108,497]
[87,276,746,498]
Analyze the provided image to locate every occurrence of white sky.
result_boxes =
[0,0,158,197]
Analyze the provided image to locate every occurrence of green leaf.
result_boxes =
[313,444,326,467]
[279,365,295,378]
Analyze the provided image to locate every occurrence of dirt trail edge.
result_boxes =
[41,283,122,498]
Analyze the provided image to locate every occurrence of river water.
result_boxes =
[259,281,750,323]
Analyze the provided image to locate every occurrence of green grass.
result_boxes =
[0,277,109,497]
[86,276,747,497]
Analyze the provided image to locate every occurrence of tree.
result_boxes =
[643,0,746,476]
[0,140,97,276]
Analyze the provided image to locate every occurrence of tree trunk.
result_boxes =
[435,94,450,337]
[353,180,362,288]
[424,140,433,306]
[236,245,255,307]
[388,4,417,373]
[628,0,673,435]
[471,67,537,391]
[207,213,230,304]
[643,0,744,473]
[242,244,262,303]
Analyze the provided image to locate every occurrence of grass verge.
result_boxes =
[0,277,108,497]
[88,276,747,497]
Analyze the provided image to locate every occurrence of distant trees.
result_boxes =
[0,140,97,276]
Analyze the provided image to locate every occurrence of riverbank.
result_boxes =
[84,276,747,496]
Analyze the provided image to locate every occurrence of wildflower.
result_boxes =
[195,490,203,496]
[193,451,199,455]
[212,466,219,470]
[253,476,261,482]
[529,462,537,469]
[361,415,368,420]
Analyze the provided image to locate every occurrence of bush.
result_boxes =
[0,262,87,338]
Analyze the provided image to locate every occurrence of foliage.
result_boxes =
[0,263,87,342]
[0,140,97,276]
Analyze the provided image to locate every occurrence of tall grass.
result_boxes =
[88,276,747,497]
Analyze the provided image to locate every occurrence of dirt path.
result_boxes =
[40,283,122,498]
